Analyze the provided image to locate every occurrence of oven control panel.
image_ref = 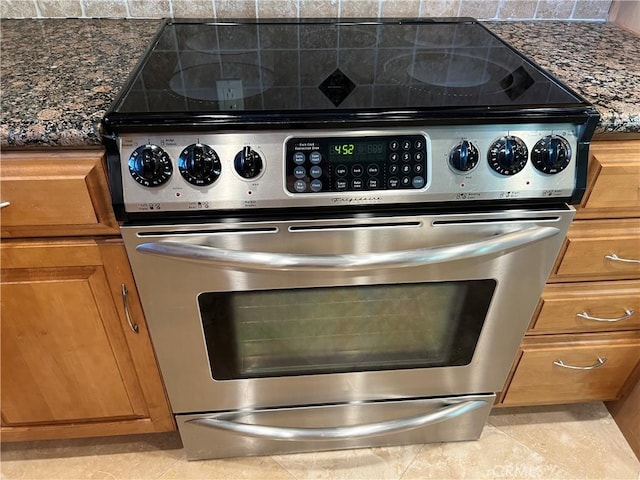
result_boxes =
[116,124,582,214]
[285,135,427,193]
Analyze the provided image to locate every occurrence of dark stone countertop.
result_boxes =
[1,19,639,148]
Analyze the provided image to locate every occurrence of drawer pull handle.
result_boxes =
[577,309,635,322]
[0,201,10,209]
[553,357,607,370]
[605,254,640,264]
[121,284,139,334]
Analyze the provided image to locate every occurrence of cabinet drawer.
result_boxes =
[503,333,640,406]
[576,140,640,219]
[0,150,118,237]
[551,219,640,281]
[531,281,640,334]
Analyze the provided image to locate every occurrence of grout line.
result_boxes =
[397,443,427,480]
[33,0,42,18]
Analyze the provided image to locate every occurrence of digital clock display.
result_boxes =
[328,141,386,162]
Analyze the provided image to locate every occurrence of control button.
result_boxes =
[335,164,348,176]
[531,135,571,174]
[234,146,264,179]
[310,165,322,178]
[128,144,173,187]
[414,139,425,150]
[293,152,306,165]
[310,151,322,164]
[414,163,424,173]
[449,140,479,173]
[351,164,363,176]
[401,176,411,186]
[402,140,411,150]
[335,179,348,190]
[367,164,380,175]
[178,143,221,187]
[388,177,400,188]
[412,176,425,188]
[367,178,380,189]
[293,166,306,178]
[401,152,411,162]
[488,136,528,176]
[401,163,411,174]
[389,164,399,175]
[389,152,399,162]
[389,140,399,151]
[414,151,424,162]
[310,179,323,192]
[352,178,364,190]
[294,179,307,192]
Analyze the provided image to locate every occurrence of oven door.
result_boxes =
[121,206,574,413]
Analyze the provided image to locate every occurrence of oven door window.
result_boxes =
[199,280,495,380]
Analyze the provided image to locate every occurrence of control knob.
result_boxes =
[234,146,263,179]
[531,135,571,174]
[178,143,221,186]
[449,140,479,172]
[128,144,173,187]
[488,135,528,176]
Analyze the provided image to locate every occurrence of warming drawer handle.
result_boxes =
[186,399,487,441]
[605,254,640,264]
[577,309,635,323]
[135,225,559,271]
[553,357,607,371]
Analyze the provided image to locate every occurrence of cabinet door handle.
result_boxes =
[121,284,139,334]
[605,254,640,264]
[0,201,10,209]
[553,357,606,370]
[577,309,635,322]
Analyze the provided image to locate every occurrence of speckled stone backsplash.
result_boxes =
[1,0,613,21]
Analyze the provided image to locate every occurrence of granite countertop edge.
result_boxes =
[1,19,639,149]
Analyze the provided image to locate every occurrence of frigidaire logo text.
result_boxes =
[330,196,384,204]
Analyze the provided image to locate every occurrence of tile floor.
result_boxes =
[1,402,639,479]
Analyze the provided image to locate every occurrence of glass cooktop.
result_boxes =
[111,18,585,116]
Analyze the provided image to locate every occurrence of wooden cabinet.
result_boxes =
[531,281,640,334]
[0,150,174,442]
[553,219,640,281]
[500,140,640,408]
[503,332,640,406]
[0,150,119,238]
[576,141,640,220]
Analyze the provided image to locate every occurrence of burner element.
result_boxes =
[319,69,356,107]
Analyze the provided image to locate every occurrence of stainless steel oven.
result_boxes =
[102,18,599,459]
[121,206,573,458]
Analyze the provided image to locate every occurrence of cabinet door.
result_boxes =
[0,150,119,238]
[530,280,640,334]
[577,140,640,220]
[502,332,640,406]
[1,239,174,441]
[551,219,640,282]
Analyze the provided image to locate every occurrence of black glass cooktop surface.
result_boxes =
[110,18,586,118]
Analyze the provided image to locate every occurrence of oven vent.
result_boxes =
[288,221,421,232]
[136,227,278,238]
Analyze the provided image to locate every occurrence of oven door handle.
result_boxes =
[186,399,487,441]
[136,225,559,270]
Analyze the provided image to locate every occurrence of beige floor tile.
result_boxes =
[158,455,295,479]
[1,433,183,480]
[400,424,573,479]
[1,455,95,480]
[489,402,640,479]
[272,444,424,480]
